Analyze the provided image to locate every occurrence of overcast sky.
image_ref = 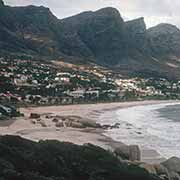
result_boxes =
[4,0,180,28]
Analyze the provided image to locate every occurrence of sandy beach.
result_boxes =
[0,100,178,164]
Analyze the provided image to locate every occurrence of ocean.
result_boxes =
[98,102,180,159]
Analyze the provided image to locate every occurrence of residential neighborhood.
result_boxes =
[1,57,180,111]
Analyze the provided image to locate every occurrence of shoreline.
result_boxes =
[20,100,180,120]
[0,100,179,164]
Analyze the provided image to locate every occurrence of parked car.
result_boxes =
[0,105,11,116]
[6,105,21,117]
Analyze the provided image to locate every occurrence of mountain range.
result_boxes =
[1,0,180,79]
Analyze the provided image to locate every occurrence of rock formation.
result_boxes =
[0,135,161,180]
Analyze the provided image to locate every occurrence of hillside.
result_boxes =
[0,135,161,180]
[1,0,180,79]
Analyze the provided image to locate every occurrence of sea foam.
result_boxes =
[98,102,180,158]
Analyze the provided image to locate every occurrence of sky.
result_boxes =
[4,0,180,28]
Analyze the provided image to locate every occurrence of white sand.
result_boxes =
[0,100,178,163]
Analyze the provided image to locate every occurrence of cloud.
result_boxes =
[4,0,180,28]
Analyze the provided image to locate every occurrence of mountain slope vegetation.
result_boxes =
[1,0,180,79]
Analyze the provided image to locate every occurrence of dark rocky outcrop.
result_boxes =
[0,135,161,180]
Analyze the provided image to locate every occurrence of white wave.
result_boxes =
[98,102,180,158]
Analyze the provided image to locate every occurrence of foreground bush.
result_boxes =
[0,135,160,180]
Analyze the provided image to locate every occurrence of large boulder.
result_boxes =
[71,122,85,129]
[154,164,170,180]
[64,120,72,127]
[114,145,141,161]
[169,171,180,180]
[134,163,170,180]
[162,157,180,173]
[29,113,41,119]
[114,145,130,160]
[129,145,141,161]
[161,157,180,180]
[81,119,101,128]
[52,118,59,123]
[55,121,64,128]
[39,120,47,127]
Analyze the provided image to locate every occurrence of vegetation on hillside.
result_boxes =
[0,135,160,180]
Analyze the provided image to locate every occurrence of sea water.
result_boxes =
[98,102,180,158]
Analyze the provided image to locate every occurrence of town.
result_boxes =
[1,57,180,114]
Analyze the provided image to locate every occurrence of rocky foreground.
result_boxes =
[0,135,165,180]
[0,135,180,180]
[1,102,180,180]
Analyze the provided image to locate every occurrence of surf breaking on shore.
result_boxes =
[0,100,179,164]
[98,102,180,163]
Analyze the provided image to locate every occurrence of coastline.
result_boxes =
[20,100,180,120]
[0,100,179,164]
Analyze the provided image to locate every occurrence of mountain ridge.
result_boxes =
[1,0,180,79]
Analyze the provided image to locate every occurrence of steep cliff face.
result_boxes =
[60,7,126,65]
[60,8,150,67]
[60,9,180,78]
[80,7,125,65]
[123,18,152,65]
[1,0,180,79]
[0,2,63,57]
[125,17,148,52]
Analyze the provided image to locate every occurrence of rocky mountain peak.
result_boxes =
[94,7,123,22]
[62,7,122,24]
[148,23,180,36]
[1,4,180,79]
[21,5,52,15]
[95,7,121,16]
[126,17,146,34]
